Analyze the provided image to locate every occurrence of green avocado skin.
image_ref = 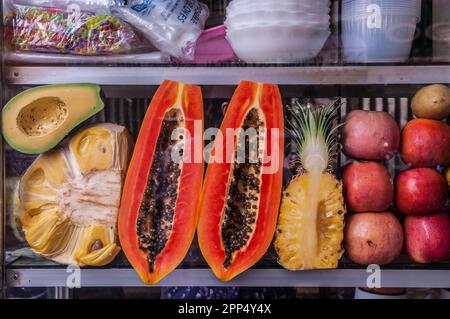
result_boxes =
[2,83,104,154]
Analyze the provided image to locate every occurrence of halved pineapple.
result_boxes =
[19,123,131,266]
[275,100,345,270]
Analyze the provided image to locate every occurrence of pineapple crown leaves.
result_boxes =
[286,98,342,174]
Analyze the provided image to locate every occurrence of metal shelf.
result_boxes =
[7,268,450,288]
[5,65,450,86]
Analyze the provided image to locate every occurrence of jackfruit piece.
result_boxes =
[70,126,114,173]
[22,190,57,204]
[78,243,121,267]
[22,202,59,217]
[38,224,77,257]
[22,151,69,187]
[73,224,116,261]
[48,226,84,265]
[26,211,67,251]
[18,124,131,266]
[35,220,73,256]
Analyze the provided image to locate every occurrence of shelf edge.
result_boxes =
[7,268,450,288]
[6,65,450,86]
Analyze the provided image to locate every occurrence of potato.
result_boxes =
[343,110,400,161]
[411,84,450,120]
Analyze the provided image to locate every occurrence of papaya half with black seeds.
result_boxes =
[197,81,284,281]
[119,80,204,285]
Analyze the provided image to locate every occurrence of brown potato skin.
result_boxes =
[343,110,400,161]
[345,212,403,265]
[343,161,393,212]
[411,84,450,120]
[401,119,450,168]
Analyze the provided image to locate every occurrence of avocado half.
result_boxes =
[2,83,104,154]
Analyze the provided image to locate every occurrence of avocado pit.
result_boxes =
[17,97,68,136]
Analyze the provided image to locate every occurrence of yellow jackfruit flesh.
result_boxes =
[19,123,131,266]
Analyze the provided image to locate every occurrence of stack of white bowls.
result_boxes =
[225,0,331,63]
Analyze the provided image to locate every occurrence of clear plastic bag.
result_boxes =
[4,0,152,55]
[111,0,209,60]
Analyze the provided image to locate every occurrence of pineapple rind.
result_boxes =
[275,172,344,270]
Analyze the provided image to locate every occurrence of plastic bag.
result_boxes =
[111,0,209,60]
[7,0,124,12]
[4,0,151,55]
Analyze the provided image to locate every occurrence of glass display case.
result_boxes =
[1,0,449,298]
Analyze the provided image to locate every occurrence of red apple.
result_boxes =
[343,161,393,212]
[404,211,450,263]
[345,212,404,265]
[343,110,400,160]
[395,168,448,215]
[401,119,450,168]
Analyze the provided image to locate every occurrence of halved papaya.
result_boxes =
[118,80,204,285]
[197,81,284,281]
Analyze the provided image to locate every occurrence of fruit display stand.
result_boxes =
[2,80,450,291]
[1,1,450,295]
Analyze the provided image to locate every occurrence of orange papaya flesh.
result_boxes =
[197,81,284,281]
[119,80,204,285]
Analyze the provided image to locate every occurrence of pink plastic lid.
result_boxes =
[194,25,236,64]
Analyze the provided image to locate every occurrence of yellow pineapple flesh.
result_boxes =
[275,172,344,270]
[19,123,131,266]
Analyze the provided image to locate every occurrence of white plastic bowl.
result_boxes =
[342,0,422,21]
[226,11,330,28]
[229,0,330,5]
[342,15,419,63]
[229,0,330,7]
[226,21,330,32]
[226,24,330,63]
[432,0,450,62]
[227,2,330,16]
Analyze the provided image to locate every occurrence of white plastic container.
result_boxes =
[432,0,450,62]
[225,0,331,63]
[227,24,330,63]
[227,1,330,16]
[225,11,330,29]
[342,0,422,63]
[342,0,422,20]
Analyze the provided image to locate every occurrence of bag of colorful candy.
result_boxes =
[3,0,152,55]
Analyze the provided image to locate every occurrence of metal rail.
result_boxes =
[5,65,450,86]
[7,268,450,288]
